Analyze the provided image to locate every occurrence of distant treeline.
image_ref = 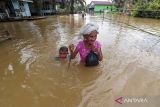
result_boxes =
[132,0,160,18]
[113,0,160,18]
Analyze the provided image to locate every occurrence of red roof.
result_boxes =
[91,1,113,5]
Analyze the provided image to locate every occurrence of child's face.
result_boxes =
[59,51,68,59]
[86,31,97,45]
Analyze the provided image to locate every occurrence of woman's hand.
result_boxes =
[68,44,78,59]
[91,45,99,53]
[69,44,75,52]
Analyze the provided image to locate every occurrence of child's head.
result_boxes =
[59,46,68,59]
[79,23,99,44]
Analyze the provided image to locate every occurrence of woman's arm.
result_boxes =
[97,48,103,61]
[69,44,78,59]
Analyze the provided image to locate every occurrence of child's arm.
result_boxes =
[69,44,78,59]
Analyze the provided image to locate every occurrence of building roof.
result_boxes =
[91,1,113,5]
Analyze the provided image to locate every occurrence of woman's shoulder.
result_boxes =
[77,40,85,49]
[78,40,84,44]
[77,40,84,46]
[95,40,101,47]
[95,40,101,45]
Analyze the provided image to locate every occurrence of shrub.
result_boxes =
[132,0,160,18]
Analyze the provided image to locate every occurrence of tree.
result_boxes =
[67,0,86,14]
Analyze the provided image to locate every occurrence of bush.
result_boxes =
[132,0,160,19]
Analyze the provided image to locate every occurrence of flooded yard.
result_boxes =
[0,14,160,107]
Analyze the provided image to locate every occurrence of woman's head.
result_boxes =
[79,23,99,44]
[79,22,99,35]
[84,30,98,44]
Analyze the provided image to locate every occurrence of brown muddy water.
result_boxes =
[0,14,160,107]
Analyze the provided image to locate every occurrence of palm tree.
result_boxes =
[111,0,125,8]
[78,0,86,9]
[32,0,86,14]
[70,0,74,14]
[32,0,57,15]
[67,0,86,14]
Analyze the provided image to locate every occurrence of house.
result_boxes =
[11,0,33,17]
[88,1,116,13]
[29,0,65,16]
[0,1,8,20]
[0,0,33,18]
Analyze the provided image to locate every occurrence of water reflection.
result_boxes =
[7,63,14,75]
[19,45,37,71]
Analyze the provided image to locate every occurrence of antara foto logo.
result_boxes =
[115,96,148,104]
[115,97,123,104]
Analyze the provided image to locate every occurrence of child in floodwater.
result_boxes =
[54,46,70,61]
[69,23,103,66]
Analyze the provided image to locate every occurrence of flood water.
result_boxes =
[0,14,160,107]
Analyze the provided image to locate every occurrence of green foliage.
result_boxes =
[148,0,160,10]
[132,0,160,19]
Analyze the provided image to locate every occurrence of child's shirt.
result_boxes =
[76,40,101,61]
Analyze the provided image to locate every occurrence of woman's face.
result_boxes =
[86,31,97,45]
